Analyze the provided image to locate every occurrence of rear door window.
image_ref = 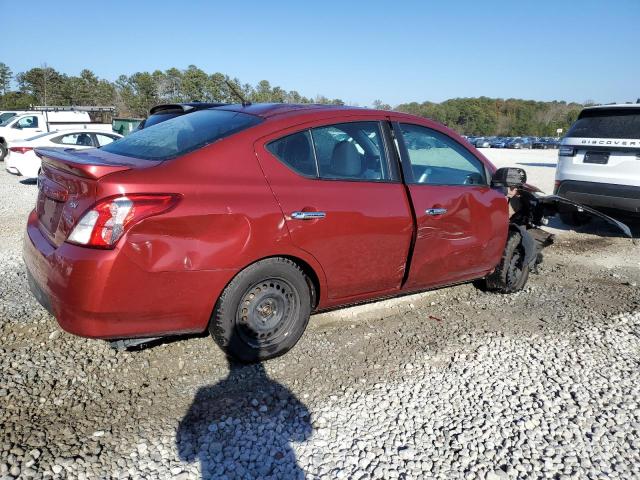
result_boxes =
[399,124,487,186]
[51,133,95,146]
[312,122,389,181]
[101,109,263,160]
[266,121,391,182]
[567,109,640,139]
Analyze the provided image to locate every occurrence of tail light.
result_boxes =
[67,194,180,248]
[9,147,33,154]
[558,146,575,157]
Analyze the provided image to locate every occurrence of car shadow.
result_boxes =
[19,178,37,185]
[516,162,557,168]
[176,341,312,479]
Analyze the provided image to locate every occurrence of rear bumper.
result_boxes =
[23,210,237,339]
[555,180,640,213]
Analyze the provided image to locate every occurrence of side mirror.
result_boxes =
[491,167,526,188]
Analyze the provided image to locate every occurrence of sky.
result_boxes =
[1,0,639,107]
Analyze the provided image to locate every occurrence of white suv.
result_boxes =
[555,103,640,225]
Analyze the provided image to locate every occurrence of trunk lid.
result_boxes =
[34,148,142,247]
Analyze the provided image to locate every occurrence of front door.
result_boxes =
[256,120,413,299]
[394,122,508,289]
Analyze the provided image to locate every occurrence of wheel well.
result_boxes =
[281,255,320,310]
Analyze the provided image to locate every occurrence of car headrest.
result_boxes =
[331,141,362,177]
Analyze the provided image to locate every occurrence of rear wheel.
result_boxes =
[0,143,7,162]
[209,258,312,362]
[483,230,530,293]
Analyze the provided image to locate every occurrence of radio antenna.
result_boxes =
[225,80,251,107]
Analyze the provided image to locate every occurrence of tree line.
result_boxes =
[0,62,582,136]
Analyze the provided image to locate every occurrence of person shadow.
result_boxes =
[176,342,312,479]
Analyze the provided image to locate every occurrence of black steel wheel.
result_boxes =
[235,277,300,349]
[209,258,312,362]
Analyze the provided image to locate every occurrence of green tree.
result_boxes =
[0,62,12,97]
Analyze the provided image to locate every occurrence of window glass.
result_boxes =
[52,133,94,146]
[95,134,118,146]
[400,124,486,186]
[566,108,640,139]
[312,122,388,181]
[267,130,316,177]
[15,116,38,129]
[102,109,262,161]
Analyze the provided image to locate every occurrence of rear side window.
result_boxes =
[267,121,390,182]
[267,131,317,177]
[567,109,640,139]
[399,124,487,186]
[102,110,263,160]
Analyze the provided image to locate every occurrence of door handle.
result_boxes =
[426,208,447,216]
[291,211,326,220]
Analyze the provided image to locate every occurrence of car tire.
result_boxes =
[209,257,312,363]
[559,210,591,227]
[0,143,7,162]
[483,230,530,294]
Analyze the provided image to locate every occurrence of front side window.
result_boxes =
[267,121,390,182]
[14,116,38,129]
[399,124,486,186]
[102,109,263,161]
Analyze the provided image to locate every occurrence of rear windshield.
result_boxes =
[102,109,262,160]
[140,111,183,129]
[566,108,640,139]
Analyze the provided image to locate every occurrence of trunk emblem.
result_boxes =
[68,201,79,209]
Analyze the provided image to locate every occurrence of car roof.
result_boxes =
[216,103,363,119]
[582,103,640,111]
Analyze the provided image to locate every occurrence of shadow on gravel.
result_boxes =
[176,347,311,479]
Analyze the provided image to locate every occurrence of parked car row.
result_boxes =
[463,135,560,149]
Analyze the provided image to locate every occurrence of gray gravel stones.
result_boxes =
[0,169,639,479]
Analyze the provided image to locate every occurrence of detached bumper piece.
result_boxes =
[537,194,633,239]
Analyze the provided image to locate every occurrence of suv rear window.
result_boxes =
[566,108,640,139]
[102,109,262,160]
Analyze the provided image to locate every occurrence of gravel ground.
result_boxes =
[1,154,639,479]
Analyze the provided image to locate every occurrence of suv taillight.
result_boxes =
[558,146,575,157]
[67,194,180,248]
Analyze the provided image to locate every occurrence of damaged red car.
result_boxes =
[23,103,631,362]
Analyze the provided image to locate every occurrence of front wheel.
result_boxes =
[482,230,530,293]
[209,258,312,362]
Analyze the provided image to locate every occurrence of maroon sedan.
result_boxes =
[24,103,575,361]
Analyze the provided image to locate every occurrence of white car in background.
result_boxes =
[5,130,122,178]
[555,103,640,225]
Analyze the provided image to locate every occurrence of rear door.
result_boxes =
[393,122,508,289]
[255,119,413,300]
